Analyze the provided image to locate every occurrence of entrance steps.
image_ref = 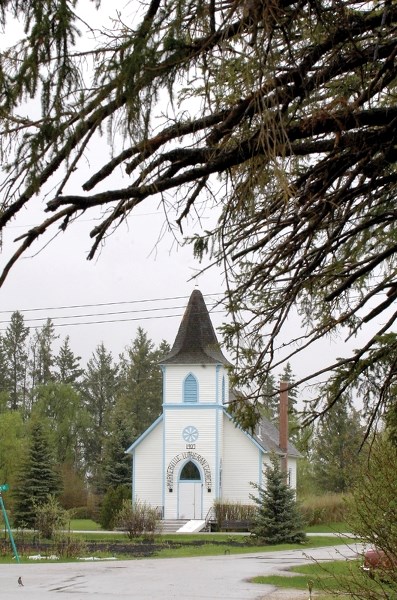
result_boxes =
[160,519,206,533]
[160,519,188,533]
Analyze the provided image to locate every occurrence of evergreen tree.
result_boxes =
[81,342,119,490]
[55,336,83,386]
[279,363,298,417]
[2,311,29,411]
[30,319,58,388]
[13,420,61,528]
[311,396,365,493]
[117,328,167,440]
[102,400,133,489]
[260,373,278,422]
[0,335,9,405]
[250,454,306,545]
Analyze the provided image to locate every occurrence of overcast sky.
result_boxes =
[0,1,362,394]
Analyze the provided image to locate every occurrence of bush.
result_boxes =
[213,501,257,529]
[300,493,350,526]
[34,495,68,540]
[99,485,130,530]
[53,534,87,558]
[115,499,161,539]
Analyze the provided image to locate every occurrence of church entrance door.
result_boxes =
[178,460,203,519]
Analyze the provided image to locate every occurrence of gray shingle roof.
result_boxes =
[254,418,301,457]
[160,289,230,365]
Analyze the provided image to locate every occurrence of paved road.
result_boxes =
[0,543,362,599]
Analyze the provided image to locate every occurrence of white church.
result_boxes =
[126,290,299,523]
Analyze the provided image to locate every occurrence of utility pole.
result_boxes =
[0,484,20,563]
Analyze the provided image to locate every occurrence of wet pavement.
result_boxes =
[0,543,362,599]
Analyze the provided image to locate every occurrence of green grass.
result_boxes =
[68,519,102,531]
[252,559,386,598]
[153,536,358,559]
[0,534,358,563]
[306,522,349,534]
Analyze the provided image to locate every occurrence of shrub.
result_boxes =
[100,485,130,530]
[213,501,257,529]
[34,495,68,540]
[115,499,161,539]
[53,534,87,558]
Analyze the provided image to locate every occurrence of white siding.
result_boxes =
[133,421,163,509]
[164,364,228,404]
[163,405,220,519]
[221,416,260,504]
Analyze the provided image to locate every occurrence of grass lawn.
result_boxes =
[0,533,359,563]
[68,519,102,531]
[306,522,350,534]
[252,559,387,598]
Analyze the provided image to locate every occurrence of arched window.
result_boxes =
[180,461,201,481]
[184,373,198,403]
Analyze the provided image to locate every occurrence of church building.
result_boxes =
[126,289,299,522]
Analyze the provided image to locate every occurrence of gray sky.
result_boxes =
[0,1,362,394]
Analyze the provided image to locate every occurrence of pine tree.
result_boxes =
[13,420,61,528]
[81,342,119,490]
[250,454,306,544]
[30,319,58,388]
[2,311,29,411]
[260,373,278,422]
[55,336,83,386]
[117,328,166,440]
[311,396,365,493]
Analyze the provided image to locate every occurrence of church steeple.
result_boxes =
[161,290,230,365]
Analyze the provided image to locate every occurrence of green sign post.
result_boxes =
[0,484,20,563]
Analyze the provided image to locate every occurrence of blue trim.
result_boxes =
[161,365,166,513]
[176,458,204,519]
[161,365,166,402]
[215,402,219,498]
[132,451,136,503]
[259,450,263,487]
[163,403,222,410]
[125,414,163,453]
[183,373,198,403]
[162,409,166,513]
[216,365,220,404]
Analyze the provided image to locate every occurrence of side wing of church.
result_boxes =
[126,290,299,520]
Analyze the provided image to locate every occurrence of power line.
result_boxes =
[0,293,223,314]
[24,309,225,329]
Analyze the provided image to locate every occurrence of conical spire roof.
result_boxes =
[161,290,230,365]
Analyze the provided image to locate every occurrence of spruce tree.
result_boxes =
[250,454,306,544]
[13,420,61,528]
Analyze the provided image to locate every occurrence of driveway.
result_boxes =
[0,543,362,599]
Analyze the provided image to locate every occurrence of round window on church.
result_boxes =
[182,426,199,443]
[180,461,201,481]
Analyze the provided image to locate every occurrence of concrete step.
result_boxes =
[160,519,189,533]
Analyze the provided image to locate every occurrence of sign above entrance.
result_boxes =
[167,451,212,492]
